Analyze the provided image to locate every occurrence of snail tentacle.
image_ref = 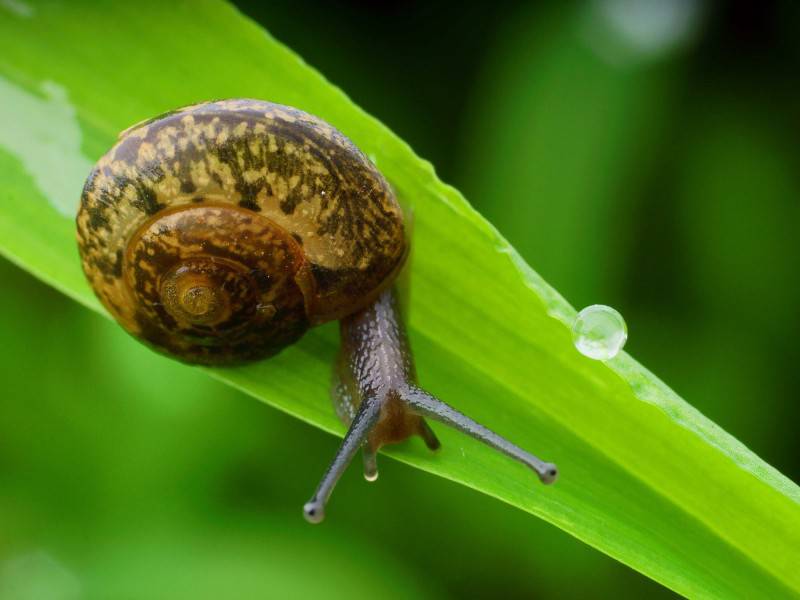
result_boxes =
[303,392,383,524]
[403,387,558,484]
[362,445,379,482]
[310,287,557,521]
[417,418,441,451]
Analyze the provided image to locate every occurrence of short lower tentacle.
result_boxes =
[363,446,379,482]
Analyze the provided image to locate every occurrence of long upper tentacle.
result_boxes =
[304,394,383,523]
[403,387,558,484]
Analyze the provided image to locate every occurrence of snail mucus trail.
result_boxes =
[76,99,558,523]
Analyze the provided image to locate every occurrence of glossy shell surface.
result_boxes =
[76,99,406,363]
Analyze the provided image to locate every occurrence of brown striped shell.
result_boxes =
[76,99,407,364]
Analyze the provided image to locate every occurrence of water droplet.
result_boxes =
[572,304,627,360]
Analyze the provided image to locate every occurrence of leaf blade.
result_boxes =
[0,2,797,597]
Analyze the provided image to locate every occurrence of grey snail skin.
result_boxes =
[76,99,558,523]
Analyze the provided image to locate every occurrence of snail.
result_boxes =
[76,99,557,523]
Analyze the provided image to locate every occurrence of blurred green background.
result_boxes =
[1,1,798,598]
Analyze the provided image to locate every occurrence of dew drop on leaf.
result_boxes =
[572,305,628,360]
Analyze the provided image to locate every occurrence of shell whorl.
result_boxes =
[76,99,406,364]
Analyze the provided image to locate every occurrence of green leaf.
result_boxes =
[0,2,797,597]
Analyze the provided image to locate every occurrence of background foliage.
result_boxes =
[1,1,799,598]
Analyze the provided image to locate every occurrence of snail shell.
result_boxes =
[76,99,406,364]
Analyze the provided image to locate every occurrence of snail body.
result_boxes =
[77,100,556,522]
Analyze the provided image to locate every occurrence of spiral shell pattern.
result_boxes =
[76,99,406,364]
